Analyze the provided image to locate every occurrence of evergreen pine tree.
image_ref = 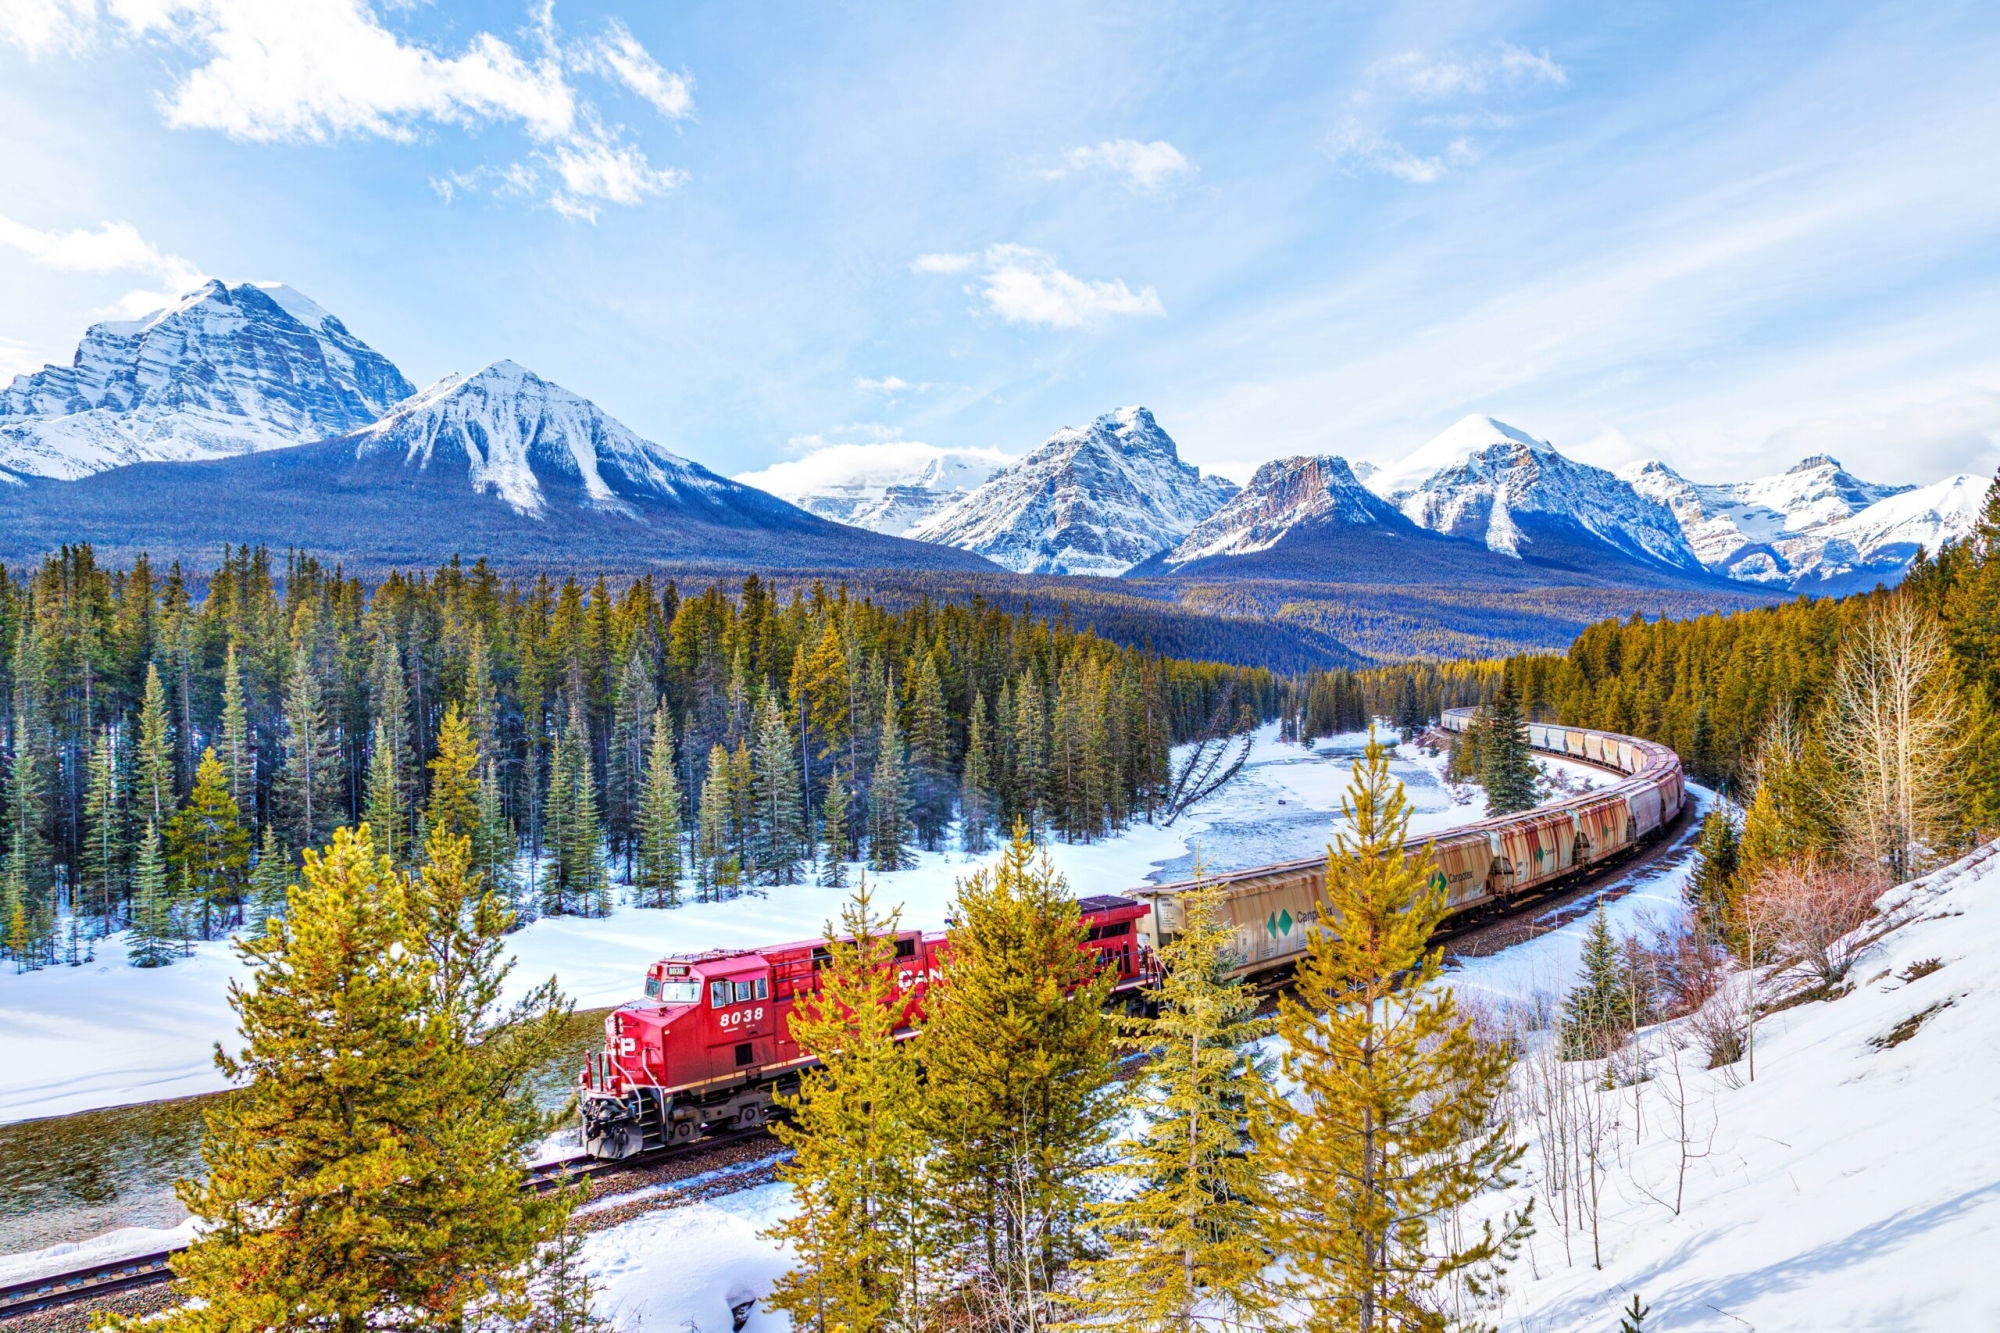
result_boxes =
[476,767,522,918]
[1254,730,1530,1331]
[1077,875,1275,1332]
[1394,674,1426,741]
[869,692,913,872]
[424,704,482,848]
[960,695,993,857]
[220,643,252,812]
[917,824,1119,1318]
[128,820,175,969]
[633,710,685,908]
[1480,677,1539,815]
[816,765,852,888]
[607,651,654,873]
[1561,902,1635,1060]
[274,645,341,854]
[1011,674,1049,829]
[364,719,407,865]
[907,654,952,849]
[753,693,804,885]
[81,724,126,929]
[246,825,291,933]
[167,748,251,939]
[1618,1293,1651,1332]
[764,875,929,1331]
[544,698,609,916]
[136,660,176,829]
[1688,806,1741,940]
[135,827,566,1333]
[697,744,740,900]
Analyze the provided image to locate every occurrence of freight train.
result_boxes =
[578,713,1685,1159]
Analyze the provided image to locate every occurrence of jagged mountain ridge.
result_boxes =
[1619,454,1962,591]
[1365,415,1707,576]
[0,360,999,576]
[910,406,1238,575]
[1157,454,1411,566]
[0,280,413,479]
[753,451,1006,537]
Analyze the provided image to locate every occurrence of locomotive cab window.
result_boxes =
[656,980,700,1004]
[732,979,766,1004]
[710,980,730,1009]
[644,976,660,999]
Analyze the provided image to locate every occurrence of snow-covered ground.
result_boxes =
[0,725,1593,1125]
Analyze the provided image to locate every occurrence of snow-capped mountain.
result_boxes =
[0,280,412,479]
[735,446,1009,537]
[1159,455,1409,567]
[0,361,998,575]
[1621,455,1966,591]
[909,406,1237,575]
[1365,415,1705,575]
[341,361,742,520]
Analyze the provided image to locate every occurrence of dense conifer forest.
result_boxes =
[0,546,1277,964]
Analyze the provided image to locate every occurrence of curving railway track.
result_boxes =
[1,717,1693,1325]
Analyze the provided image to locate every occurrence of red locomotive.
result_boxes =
[579,893,1154,1159]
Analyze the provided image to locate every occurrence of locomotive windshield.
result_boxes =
[643,975,701,1004]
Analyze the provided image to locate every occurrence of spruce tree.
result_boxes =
[139,827,566,1333]
[167,748,251,939]
[1077,875,1274,1332]
[960,696,993,857]
[1480,677,1539,815]
[136,660,176,829]
[424,704,482,848]
[764,876,929,1331]
[81,724,126,929]
[246,825,291,933]
[1619,1293,1651,1332]
[1254,730,1529,1331]
[128,820,175,968]
[908,654,952,849]
[917,824,1119,1317]
[816,765,852,889]
[544,698,609,917]
[364,719,407,865]
[274,645,341,855]
[633,710,685,908]
[220,643,252,812]
[476,766,522,918]
[1011,674,1049,829]
[753,693,804,885]
[1688,806,1740,940]
[697,744,739,900]
[1561,902,1635,1060]
[870,693,913,872]
[607,651,654,872]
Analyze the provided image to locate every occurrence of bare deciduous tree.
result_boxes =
[1742,859,1885,990]
[1827,599,1964,881]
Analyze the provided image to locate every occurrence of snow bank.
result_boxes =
[582,1184,794,1333]
[1486,835,2000,1330]
[0,1218,199,1286]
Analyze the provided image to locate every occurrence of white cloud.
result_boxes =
[735,440,1015,500]
[0,0,93,55]
[540,122,684,220]
[1045,138,1194,192]
[1761,390,2000,485]
[578,18,692,119]
[1371,43,1567,100]
[1337,41,1564,184]
[911,252,977,274]
[916,244,1164,329]
[2,1,690,220]
[0,214,208,318]
[856,376,911,393]
[1328,120,1473,184]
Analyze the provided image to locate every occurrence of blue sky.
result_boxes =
[2,0,1997,489]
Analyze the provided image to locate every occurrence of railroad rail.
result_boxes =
[4,715,1686,1322]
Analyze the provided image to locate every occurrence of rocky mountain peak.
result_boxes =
[0,280,413,480]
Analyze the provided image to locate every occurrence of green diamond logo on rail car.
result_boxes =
[1279,909,1293,935]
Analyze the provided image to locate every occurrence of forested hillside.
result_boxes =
[1339,476,2000,846]
[0,546,1276,964]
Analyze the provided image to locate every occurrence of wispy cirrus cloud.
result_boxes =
[1332,41,1565,184]
[0,0,692,221]
[1043,138,1194,192]
[0,214,208,318]
[912,244,1163,329]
